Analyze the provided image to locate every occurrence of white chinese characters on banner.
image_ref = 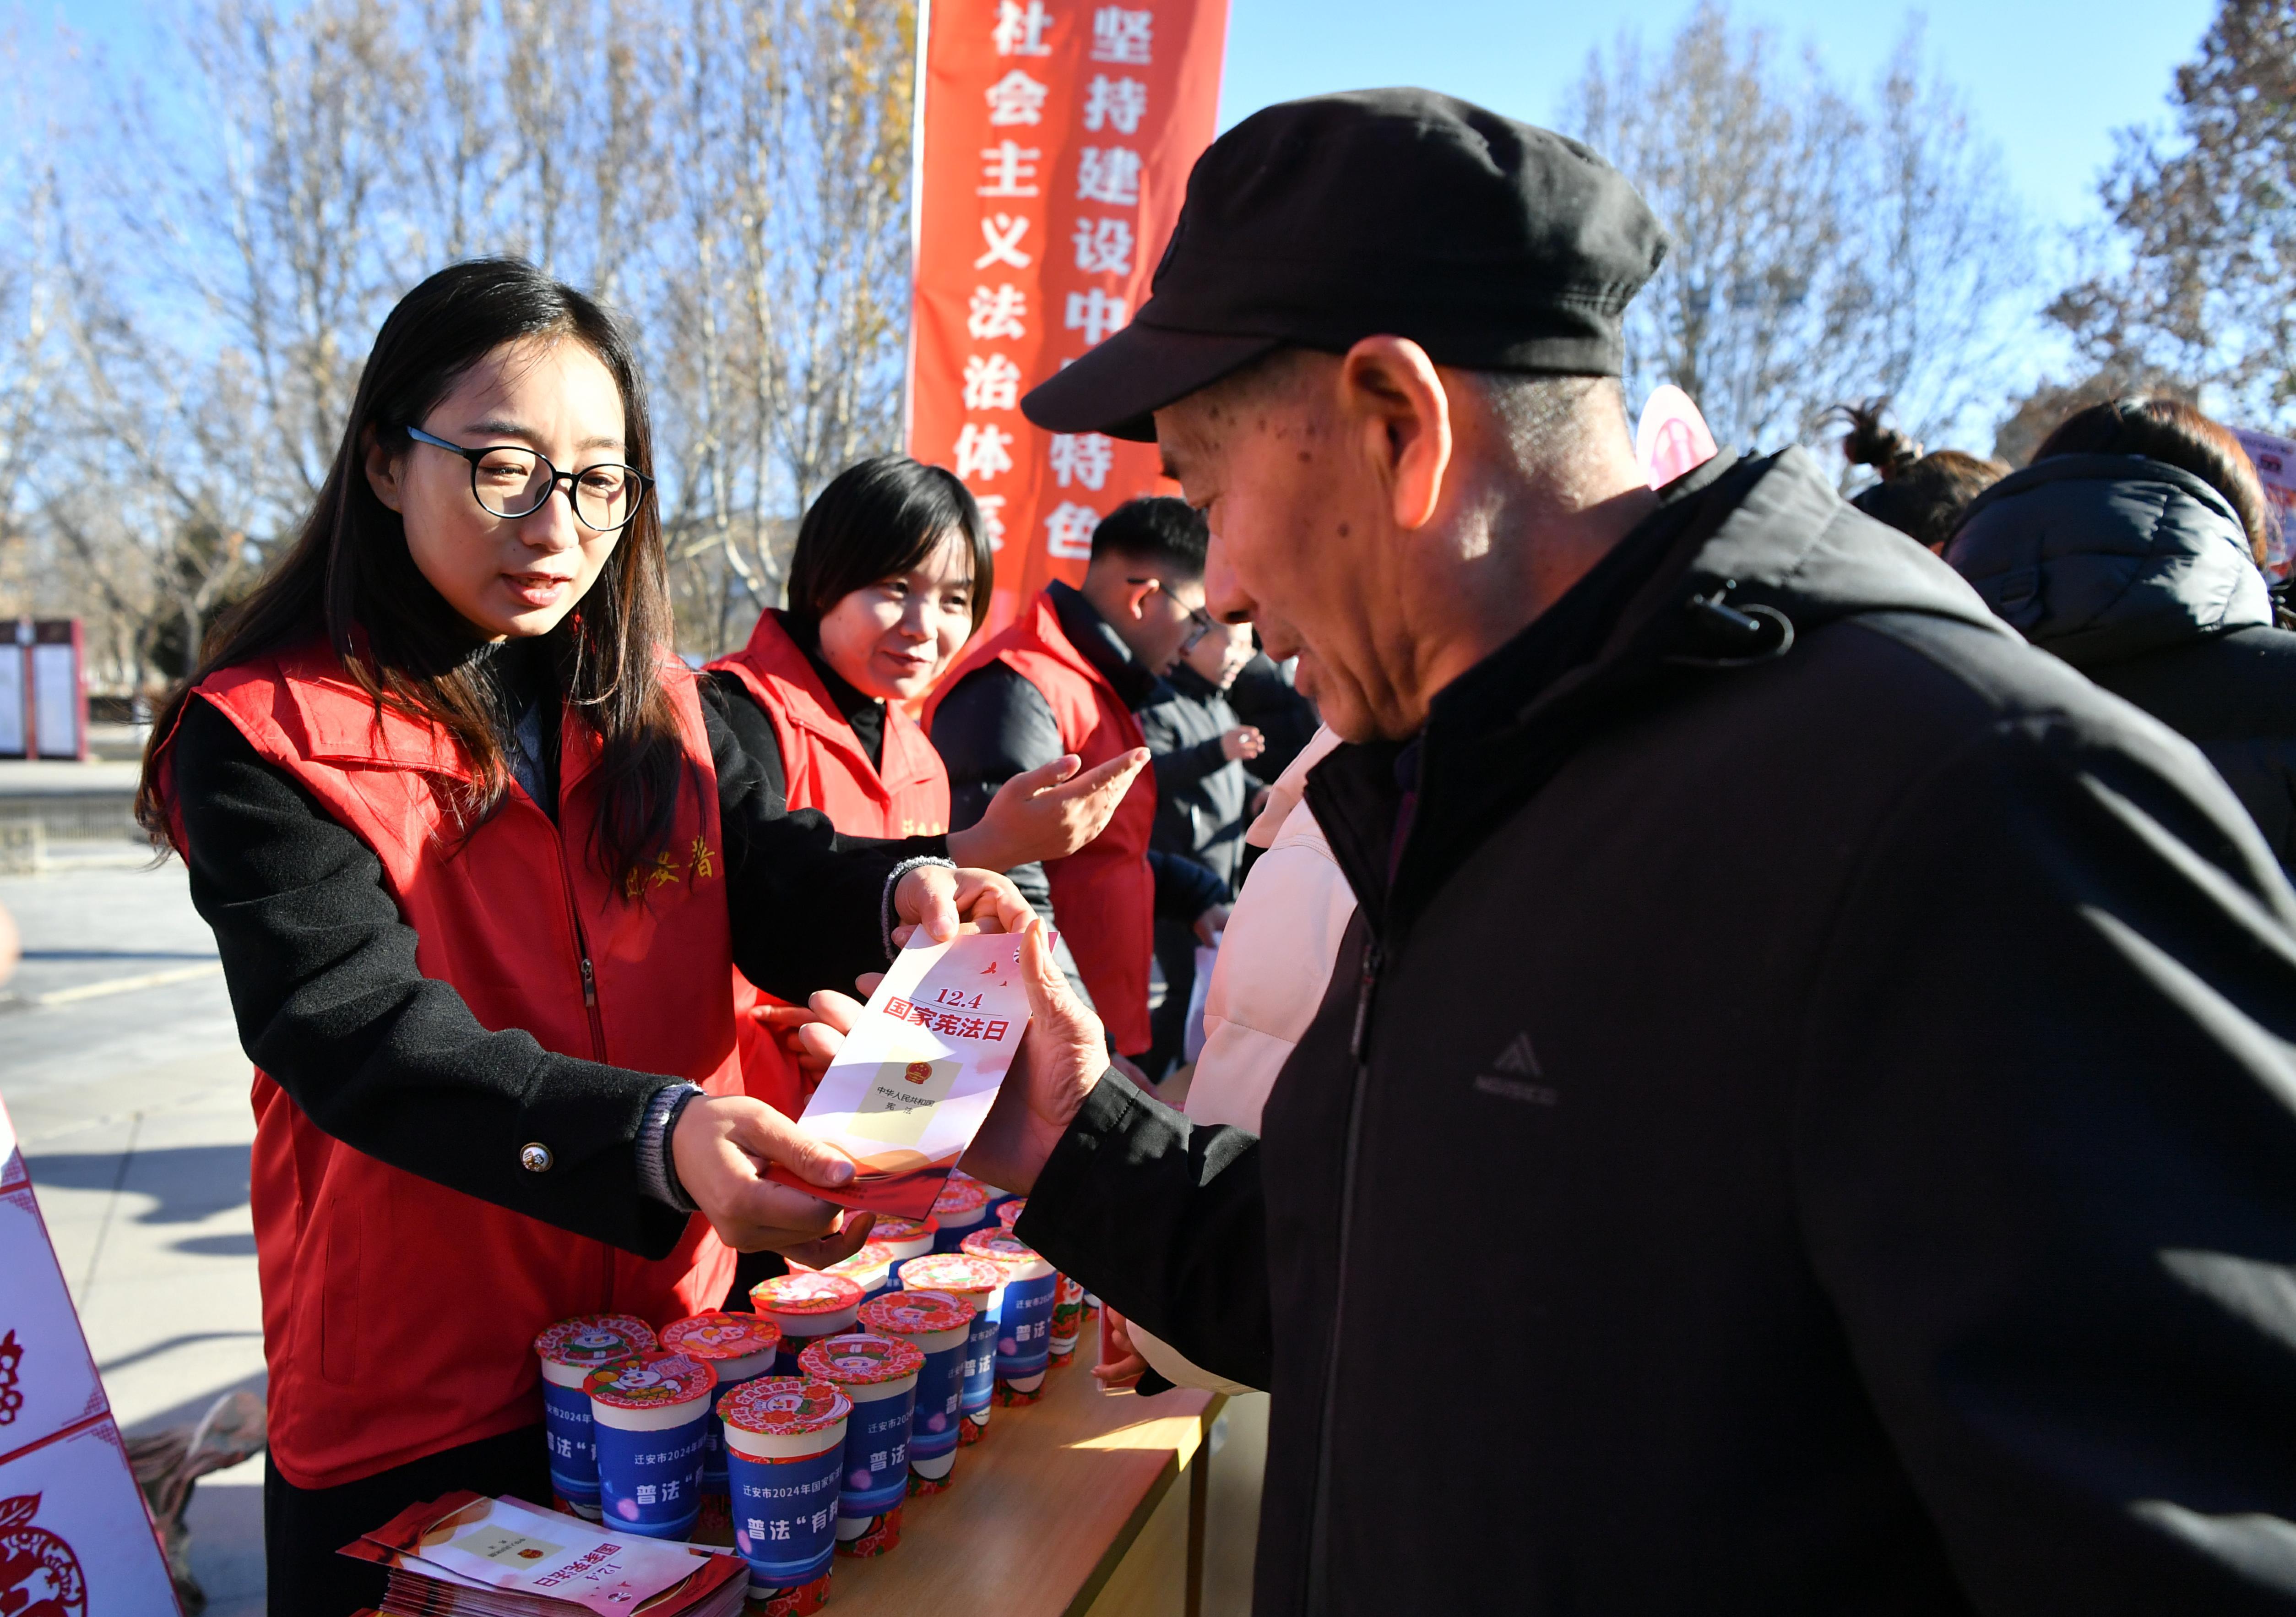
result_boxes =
[1045,501,1103,559]
[910,0,1225,621]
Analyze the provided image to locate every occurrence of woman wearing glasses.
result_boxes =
[702,455,1145,1124]
[136,259,1025,1613]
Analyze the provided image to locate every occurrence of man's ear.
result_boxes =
[1337,337,1453,532]
[364,426,406,514]
[1118,576,1160,622]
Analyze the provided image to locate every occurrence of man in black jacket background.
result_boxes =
[812,91,2296,1613]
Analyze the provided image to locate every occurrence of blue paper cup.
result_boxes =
[859,1289,976,1489]
[868,1216,938,1286]
[586,1350,718,1539]
[658,1311,782,1521]
[964,1228,1058,1396]
[532,1314,657,1519]
[798,1333,924,1553]
[898,1253,1005,1441]
[722,1377,851,1608]
[752,1272,863,1376]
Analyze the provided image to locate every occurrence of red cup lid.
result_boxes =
[859,1289,976,1337]
[721,1377,852,1437]
[931,1177,989,1216]
[585,1349,716,1409]
[823,1241,896,1278]
[750,1272,865,1317]
[962,1228,1047,1269]
[870,1215,939,1243]
[897,1253,1005,1296]
[533,1314,657,1369]
[798,1332,926,1384]
[658,1312,782,1362]
[995,1199,1026,1228]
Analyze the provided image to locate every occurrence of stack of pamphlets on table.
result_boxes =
[340,1491,747,1617]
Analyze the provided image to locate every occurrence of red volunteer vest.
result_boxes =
[706,612,951,1112]
[162,640,741,1490]
[925,587,1155,1055]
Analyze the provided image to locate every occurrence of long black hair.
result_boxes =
[782,456,993,644]
[139,258,687,884]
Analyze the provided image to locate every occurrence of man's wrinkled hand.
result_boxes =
[961,916,1106,1196]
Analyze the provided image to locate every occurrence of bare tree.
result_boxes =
[2050,0,2296,429]
[7,0,922,683]
[1568,3,2031,455]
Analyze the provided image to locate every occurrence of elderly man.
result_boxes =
[817,91,2296,1612]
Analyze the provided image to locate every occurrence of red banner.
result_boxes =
[906,0,1229,633]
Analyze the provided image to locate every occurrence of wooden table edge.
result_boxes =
[1058,1389,1229,1617]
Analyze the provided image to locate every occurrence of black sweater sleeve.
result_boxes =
[700,675,944,1002]
[172,688,931,1260]
[703,668,787,816]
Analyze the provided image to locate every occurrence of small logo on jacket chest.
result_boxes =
[1474,1031,1558,1106]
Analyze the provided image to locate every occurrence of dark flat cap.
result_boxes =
[1024,88,1668,441]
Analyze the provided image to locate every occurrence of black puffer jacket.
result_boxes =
[1949,453,2296,870]
[1020,448,2296,1614]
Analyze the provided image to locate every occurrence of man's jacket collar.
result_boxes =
[1048,578,1161,709]
[1309,447,2013,941]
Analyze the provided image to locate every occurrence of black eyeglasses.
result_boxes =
[1128,577,1218,652]
[406,426,655,533]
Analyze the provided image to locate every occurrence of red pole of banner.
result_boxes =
[905,0,1229,637]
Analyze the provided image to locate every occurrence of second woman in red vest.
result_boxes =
[706,455,1146,1116]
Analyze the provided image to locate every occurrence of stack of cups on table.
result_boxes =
[583,1350,719,1539]
[895,1253,1008,1443]
[798,1332,927,1556]
[720,1377,851,1615]
[657,1311,784,1543]
[928,1176,992,1252]
[994,1198,1086,1361]
[868,1214,939,1280]
[532,1314,657,1519]
[961,1228,1059,1405]
[857,1288,977,1494]
[751,1271,865,1376]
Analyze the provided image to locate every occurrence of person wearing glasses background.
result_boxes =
[135,258,1028,1615]
[928,497,1233,1085]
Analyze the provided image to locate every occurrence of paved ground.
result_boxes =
[2,848,266,1617]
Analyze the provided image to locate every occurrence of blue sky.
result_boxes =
[1218,0,2215,230]
[32,0,2215,233]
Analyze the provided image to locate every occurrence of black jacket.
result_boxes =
[1137,665,1261,893]
[1226,651,1321,782]
[1949,452,2296,872]
[171,658,932,1261]
[931,579,1227,995]
[1017,450,2296,1614]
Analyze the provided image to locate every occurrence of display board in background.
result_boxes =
[2233,426,2296,583]
[0,620,87,761]
[0,1092,184,1613]
[906,0,1230,635]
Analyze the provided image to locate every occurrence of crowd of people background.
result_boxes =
[96,84,2296,1614]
